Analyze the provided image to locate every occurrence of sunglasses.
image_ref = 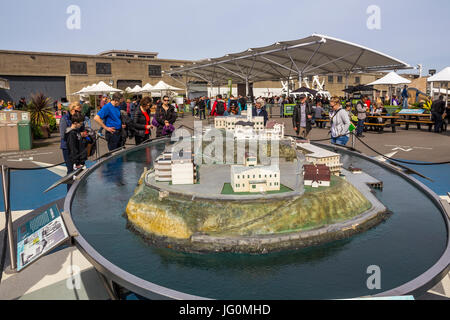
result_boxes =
[163,100,170,102]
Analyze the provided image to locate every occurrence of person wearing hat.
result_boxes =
[292,94,313,138]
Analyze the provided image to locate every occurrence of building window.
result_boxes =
[148,65,162,77]
[337,76,343,83]
[355,76,360,84]
[308,75,313,81]
[328,76,334,83]
[70,61,87,75]
[274,174,277,178]
[252,185,256,189]
[96,63,111,75]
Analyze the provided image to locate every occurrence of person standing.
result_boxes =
[401,85,409,108]
[15,97,27,110]
[292,94,313,138]
[329,97,351,146]
[94,93,125,151]
[355,98,367,137]
[314,101,325,128]
[133,96,153,145]
[154,96,177,137]
[211,95,227,116]
[198,96,207,120]
[64,112,88,171]
[253,98,269,126]
[431,95,446,133]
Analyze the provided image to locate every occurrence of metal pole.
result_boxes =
[351,132,355,150]
[1,165,16,270]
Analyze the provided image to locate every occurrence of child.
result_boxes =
[64,112,88,170]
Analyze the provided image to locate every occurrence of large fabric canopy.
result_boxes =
[427,67,450,82]
[367,72,411,86]
[167,34,411,85]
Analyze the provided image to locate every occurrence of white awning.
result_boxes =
[129,85,143,94]
[84,81,122,95]
[141,83,154,93]
[150,81,183,91]
[167,34,412,85]
[427,67,450,82]
[367,72,411,86]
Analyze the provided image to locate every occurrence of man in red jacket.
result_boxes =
[210,95,227,116]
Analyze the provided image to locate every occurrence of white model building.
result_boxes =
[296,142,342,176]
[154,152,172,182]
[303,164,331,188]
[231,153,280,193]
[155,150,197,185]
[214,104,265,131]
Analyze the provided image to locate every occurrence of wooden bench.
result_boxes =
[396,119,434,131]
[363,122,394,133]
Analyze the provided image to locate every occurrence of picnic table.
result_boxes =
[396,113,434,131]
[365,115,399,133]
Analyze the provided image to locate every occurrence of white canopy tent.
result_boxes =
[167,34,412,96]
[83,81,122,95]
[129,85,143,94]
[149,81,183,97]
[367,71,411,86]
[428,67,450,106]
[140,83,154,94]
[367,72,411,105]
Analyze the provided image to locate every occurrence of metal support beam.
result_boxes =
[303,51,360,74]
[218,65,247,80]
[260,56,299,75]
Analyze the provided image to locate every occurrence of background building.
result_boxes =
[0,49,190,103]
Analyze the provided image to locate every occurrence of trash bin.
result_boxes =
[18,120,32,150]
[0,111,19,151]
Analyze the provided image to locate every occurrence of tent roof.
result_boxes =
[367,72,411,86]
[84,81,122,94]
[141,83,154,93]
[428,67,450,82]
[167,34,412,85]
[151,80,182,91]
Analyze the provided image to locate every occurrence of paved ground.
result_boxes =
[0,113,449,300]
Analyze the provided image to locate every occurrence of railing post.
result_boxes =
[1,165,16,270]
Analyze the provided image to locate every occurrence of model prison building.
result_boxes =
[155,150,197,185]
[303,164,331,188]
[231,154,280,193]
[296,142,342,176]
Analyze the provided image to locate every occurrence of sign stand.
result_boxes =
[1,165,17,271]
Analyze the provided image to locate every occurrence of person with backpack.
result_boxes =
[211,94,227,116]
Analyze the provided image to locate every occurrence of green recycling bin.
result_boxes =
[18,120,32,150]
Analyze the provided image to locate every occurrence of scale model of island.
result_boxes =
[125,106,389,254]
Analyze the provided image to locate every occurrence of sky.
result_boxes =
[1,0,449,73]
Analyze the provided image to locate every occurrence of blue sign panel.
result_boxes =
[17,205,69,271]
[398,109,425,115]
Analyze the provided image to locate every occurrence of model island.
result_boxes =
[125,106,389,254]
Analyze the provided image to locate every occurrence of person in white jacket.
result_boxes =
[329,97,350,146]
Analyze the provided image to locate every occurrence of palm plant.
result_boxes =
[28,93,54,138]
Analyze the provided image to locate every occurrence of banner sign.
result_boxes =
[284,104,296,116]
[17,205,69,271]
[398,109,425,115]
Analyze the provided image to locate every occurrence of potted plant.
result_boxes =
[28,93,53,139]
